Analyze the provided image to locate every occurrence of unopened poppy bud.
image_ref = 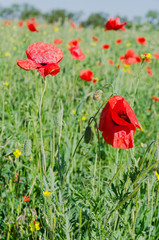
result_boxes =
[84,126,92,143]
[93,90,103,101]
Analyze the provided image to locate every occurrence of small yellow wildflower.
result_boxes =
[13,25,17,30]
[29,156,32,161]
[86,50,90,53]
[91,42,96,46]
[5,52,11,57]
[43,31,47,35]
[25,34,29,37]
[54,27,59,32]
[155,171,159,180]
[126,42,131,47]
[13,149,21,158]
[124,64,130,68]
[3,82,9,86]
[156,84,159,89]
[146,53,151,59]
[81,116,86,121]
[72,110,76,114]
[29,223,35,232]
[35,222,40,230]
[13,46,17,51]
[43,190,51,197]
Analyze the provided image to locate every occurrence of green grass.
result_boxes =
[0,21,159,240]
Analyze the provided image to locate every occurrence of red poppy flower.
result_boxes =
[102,44,110,50]
[136,37,147,45]
[79,69,93,81]
[18,20,23,28]
[108,59,114,65]
[26,20,39,32]
[92,36,99,42]
[70,19,76,28]
[17,42,63,77]
[105,17,127,31]
[68,39,80,46]
[4,21,11,26]
[69,45,85,61]
[53,39,63,45]
[154,52,159,59]
[120,49,141,65]
[146,66,152,76]
[23,195,30,202]
[99,95,140,149]
[116,39,122,44]
[152,96,159,101]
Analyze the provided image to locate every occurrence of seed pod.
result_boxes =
[84,126,92,143]
[23,139,32,156]
[93,90,103,101]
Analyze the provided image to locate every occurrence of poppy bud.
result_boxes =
[84,126,92,143]
[24,139,32,156]
[93,90,103,101]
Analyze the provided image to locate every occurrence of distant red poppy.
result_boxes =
[53,39,63,45]
[146,66,152,76]
[142,53,151,62]
[92,36,99,42]
[108,59,114,65]
[154,52,159,59]
[18,20,23,28]
[68,39,80,46]
[23,195,30,202]
[69,45,85,61]
[79,69,93,81]
[26,20,39,32]
[116,39,122,44]
[70,19,76,28]
[102,44,110,50]
[105,17,127,31]
[99,95,140,149]
[152,96,159,101]
[17,42,63,77]
[136,37,147,45]
[120,49,141,65]
[4,20,11,26]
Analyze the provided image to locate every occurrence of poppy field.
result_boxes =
[0,18,159,240]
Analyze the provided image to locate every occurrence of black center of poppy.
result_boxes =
[40,63,47,66]
[119,111,131,123]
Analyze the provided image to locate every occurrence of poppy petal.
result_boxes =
[38,63,60,77]
[26,42,63,64]
[17,59,40,70]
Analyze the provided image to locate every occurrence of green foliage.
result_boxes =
[0,20,159,239]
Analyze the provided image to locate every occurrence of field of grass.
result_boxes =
[0,21,159,240]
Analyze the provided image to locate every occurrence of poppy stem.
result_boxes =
[39,77,47,172]
[61,93,116,191]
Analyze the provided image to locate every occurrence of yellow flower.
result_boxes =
[29,156,32,161]
[43,31,47,35]
[13,149,21,158]
[29,223,35,232]
[43,190,51,197]
[35,222,40,230]
[13,25,17,30]
[3,82,9,86]
[81,116,86,121]
[86,50,90,53]
[124,64,130,68]
[156,84,159,89]
[54,27,59,32]
[126,42,131,47]
[13,46,17,51]
[146,53,151,59]
[5,52,11,57]
[91,42,96,46]
[155,171,159,180]
[72,110,76,114]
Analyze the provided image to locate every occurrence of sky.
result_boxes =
[1,0,159,19]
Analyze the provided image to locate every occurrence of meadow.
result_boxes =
[0,19,159,240]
